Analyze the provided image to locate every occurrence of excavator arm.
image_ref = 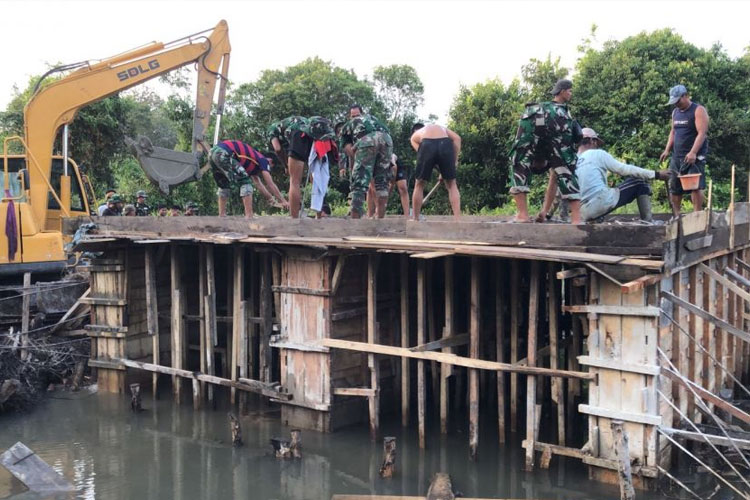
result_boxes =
[23,20,230,228]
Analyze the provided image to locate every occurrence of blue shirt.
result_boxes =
[577,149,655,221]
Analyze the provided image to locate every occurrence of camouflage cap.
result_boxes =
[551,79,573,95]
[307,116,335,141]
[185,201,199,209]
[109,194,123,203]
[136,190,147,198]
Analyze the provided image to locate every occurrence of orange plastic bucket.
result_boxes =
[678,173,701,191]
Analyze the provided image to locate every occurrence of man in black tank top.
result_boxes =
[659,84,709,217]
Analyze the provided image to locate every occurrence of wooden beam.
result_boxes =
[699,263,750,305]
[260,253,273,383]
[145,247,159,400]
[441,256,454,434]
[660,368,750,425]
[525,261,540,470]
[111,358,290,399]
[272,285,331,296]
[577,356,660,376]
[556,267,587,280]
[410,251,455,259]
[562,304,660,317]
[611,420,635,500]
[410,333,469,352]
[661,291,750,343]
[725,266,750,289]
[204,246,217,404]
[334,387,376,397]
[548,262,565,446]
[510,260,520,433]
[659,427,750,451]
[400,254,410,428]
[417,260,426,449]
[621,274,661,294]
[231,246,245,406]
[495,260,506,444]
[170,245,182,402]
[79,297,127,306]
[578,404,662,426]
[469,257,480,461]
[367,254,380,441]
[331,255,347,295]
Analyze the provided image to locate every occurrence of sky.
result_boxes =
[0,0,748,121]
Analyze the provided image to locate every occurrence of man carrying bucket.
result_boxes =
[659,84,709,216]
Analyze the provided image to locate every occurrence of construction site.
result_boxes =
[44,204,749,499]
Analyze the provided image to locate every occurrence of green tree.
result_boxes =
[521,55,569,103]
[372,64,424,122]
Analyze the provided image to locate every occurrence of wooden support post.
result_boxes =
[130,383,142,412]
[568,278,584,444]
[548,262,565,446]
[20,272,31,361]
[441,257,454,434]
[145,247,160,399]
[469,257,480,461]
[417,260,426,449]
[170,246,183,402]
[426,262,439,412]
[238,300,248,414]
[400,255,410,427]
[205,246,217,404]
[524,261,540,471]
[232,246,245,409]
[229,412,242,446]
[510,260,520,433]
[260,253,273,383]
[730,164,736,248]
[687,266,697,419]
[368,254,380,441]
[197,246,206,406]
[495,260,506,444]
[611,420,635,500]
[379,437,396,478]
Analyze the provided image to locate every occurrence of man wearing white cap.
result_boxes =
[659,84,709,216]
[577,128,671,222]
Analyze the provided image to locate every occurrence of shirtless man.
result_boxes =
[410,123,462,220]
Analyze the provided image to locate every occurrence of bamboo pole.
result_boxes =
[441,257,454,434]
[368,254,380,440]
[495,260,506,444]
[469,257,480,461]
[510,260,520,433]
[524,261,540,470]
[400,255,410,427]
[417,260,426,449]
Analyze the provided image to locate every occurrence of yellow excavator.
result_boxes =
[0,21,230,322]
[0,20,231,279]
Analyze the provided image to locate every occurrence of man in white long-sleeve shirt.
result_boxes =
[577,128,671,222]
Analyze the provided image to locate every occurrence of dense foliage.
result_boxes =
[1,29,749,215]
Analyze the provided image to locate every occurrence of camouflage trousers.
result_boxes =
[509,118,580,200]
[209,146,250,191]
[350,131,393,215]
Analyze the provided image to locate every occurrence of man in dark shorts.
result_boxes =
[659,84,709,216]
[208,139,289,218]
[391,153,410,217]
[410,123,462,220]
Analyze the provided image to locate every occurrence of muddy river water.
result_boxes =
[0,389,667,499]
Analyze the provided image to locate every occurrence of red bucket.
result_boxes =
[678,173,701,191]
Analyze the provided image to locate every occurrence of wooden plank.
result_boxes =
[525,261,540,470]
[205,246,217,404]
[548,262,565,446]
[660,367,750,425]
[85,324,128,333]
[400,254,410,428]
[334,387,376,397]
[410,251,455,259]
[79,297,127,306]
[50,288,90,333]
[417,260,426,449]
[269,338,329,353]
[495,260,506,444]
[170,245,182,402]
[367,254,380,440]
[145,246,159,399]
[621,274,661,294]
[510,260,520,433]
[561,305,660,317]
[556,267,587,280]
[197,245,206,407]
[441,258,454,434]
[272,285,331,296]
[578,404,662,426]
[687,266,697,420]
[659,427,750,451]
[699,263,750,305]
[469,257,480,461]
[410,333,469,352]
[260,253,273,383]
[577,356,660,376]
[112,358,291,399]
[232,246,245,408]
[0,442,74,492]
[661,291,750,343]
[331,255,347,295]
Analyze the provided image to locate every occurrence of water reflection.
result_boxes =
[0,390,663,499]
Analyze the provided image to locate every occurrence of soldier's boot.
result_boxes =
[637,195,653,222]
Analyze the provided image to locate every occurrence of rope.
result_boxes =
[0,281,88,303]
[0,314,90,338]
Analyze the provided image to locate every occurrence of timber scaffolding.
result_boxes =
[63,205,750,492]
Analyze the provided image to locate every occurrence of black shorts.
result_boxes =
[415,138,455,181]
[288,130,313,162]
[668,156,706,195]
[394,158,409,182]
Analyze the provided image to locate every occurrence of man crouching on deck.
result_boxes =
[577,128,672,222]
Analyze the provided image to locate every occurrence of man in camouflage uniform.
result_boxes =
[266,116,309,171]
[340,112,393,218]
[134,190,150,216]
[509,79,582,223]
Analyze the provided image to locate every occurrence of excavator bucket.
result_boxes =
[125,136,203,194]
